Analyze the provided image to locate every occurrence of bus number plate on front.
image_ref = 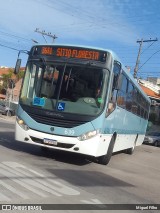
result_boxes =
[43,138,57,146]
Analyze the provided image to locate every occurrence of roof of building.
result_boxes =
[0,67,25,77]
[140,84,160,100]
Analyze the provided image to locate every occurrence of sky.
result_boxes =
[0,0,160,79]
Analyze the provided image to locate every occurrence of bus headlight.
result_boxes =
[16,116,29,131]
[77,130,99,141]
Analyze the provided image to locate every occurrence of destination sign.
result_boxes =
[32,46,107,62]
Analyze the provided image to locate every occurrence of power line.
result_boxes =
[0,39,31,54]
[0,43,20,52]
[141,41,157,55]
[137,49,160,72]
[0,30,31,42]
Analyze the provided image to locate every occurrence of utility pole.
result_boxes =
[35,28,58,43]
[134,38,158,79]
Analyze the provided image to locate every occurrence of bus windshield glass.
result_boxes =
[20,61,109,116]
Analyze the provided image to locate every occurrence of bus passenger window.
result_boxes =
[126,82,134,111]
[117,73,127,109]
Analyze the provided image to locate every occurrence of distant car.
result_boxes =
[0,103,15,116]
[143,132,160,147]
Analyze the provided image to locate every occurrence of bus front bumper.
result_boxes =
[15,121,111,157]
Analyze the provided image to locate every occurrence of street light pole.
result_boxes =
[134,39,143,79]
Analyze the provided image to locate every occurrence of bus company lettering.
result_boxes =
[56,48,99,60]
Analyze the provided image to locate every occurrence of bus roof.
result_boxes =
[31,43,150,103]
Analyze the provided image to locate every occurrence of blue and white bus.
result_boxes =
[15,44,150,165]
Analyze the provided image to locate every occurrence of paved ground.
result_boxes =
[0,115,160,212]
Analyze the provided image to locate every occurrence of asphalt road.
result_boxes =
[0,116,159,212]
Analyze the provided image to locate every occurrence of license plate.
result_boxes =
[43,138,57,146]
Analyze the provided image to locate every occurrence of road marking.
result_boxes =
[0,192,10,201]
[0,166,48,198]
[0,161,80,201]
[3,162,80,196]
[0,180,29,200]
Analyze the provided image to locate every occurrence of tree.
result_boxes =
[1,69,13,89]
[0,68,25,98]
[16,70,25,81]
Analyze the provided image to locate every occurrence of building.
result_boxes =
[147,77,160,86]
[138,79,160,123]
[0,67,25,101]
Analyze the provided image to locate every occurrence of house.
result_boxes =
[0,67,25,101]
[147,77,160,86]
[138,79,160,123]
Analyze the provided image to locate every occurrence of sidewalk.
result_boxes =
[0,115,16,123]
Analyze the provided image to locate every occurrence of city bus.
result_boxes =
[14,44,151,165]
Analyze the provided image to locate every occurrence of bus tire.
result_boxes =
[97,135,115,165]
[126,141,136,155]
[126,145,135,155]
[126,135,138,155]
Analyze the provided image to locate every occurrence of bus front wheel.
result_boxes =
[97,136,115,165]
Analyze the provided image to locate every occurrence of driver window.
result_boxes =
[113,61,121,89]
[40,66,60,98]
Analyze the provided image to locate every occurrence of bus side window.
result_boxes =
[107,62,121,115]
[126,82,134,111]
[117,73,128,109]
[112,61,121,90]
[111,62,121,100]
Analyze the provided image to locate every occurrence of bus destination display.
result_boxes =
[33,46,107,62]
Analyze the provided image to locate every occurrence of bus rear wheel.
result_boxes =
[126,135,137,155]
[97,135,115,165]
[126,146,135,155]
[126,141,136,155]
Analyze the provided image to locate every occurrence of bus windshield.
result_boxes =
[20,61,109,116]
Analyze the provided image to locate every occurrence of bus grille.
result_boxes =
[27,111,86,128]
[30,136,75,149]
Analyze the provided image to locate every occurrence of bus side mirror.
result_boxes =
[14,58,21,74]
